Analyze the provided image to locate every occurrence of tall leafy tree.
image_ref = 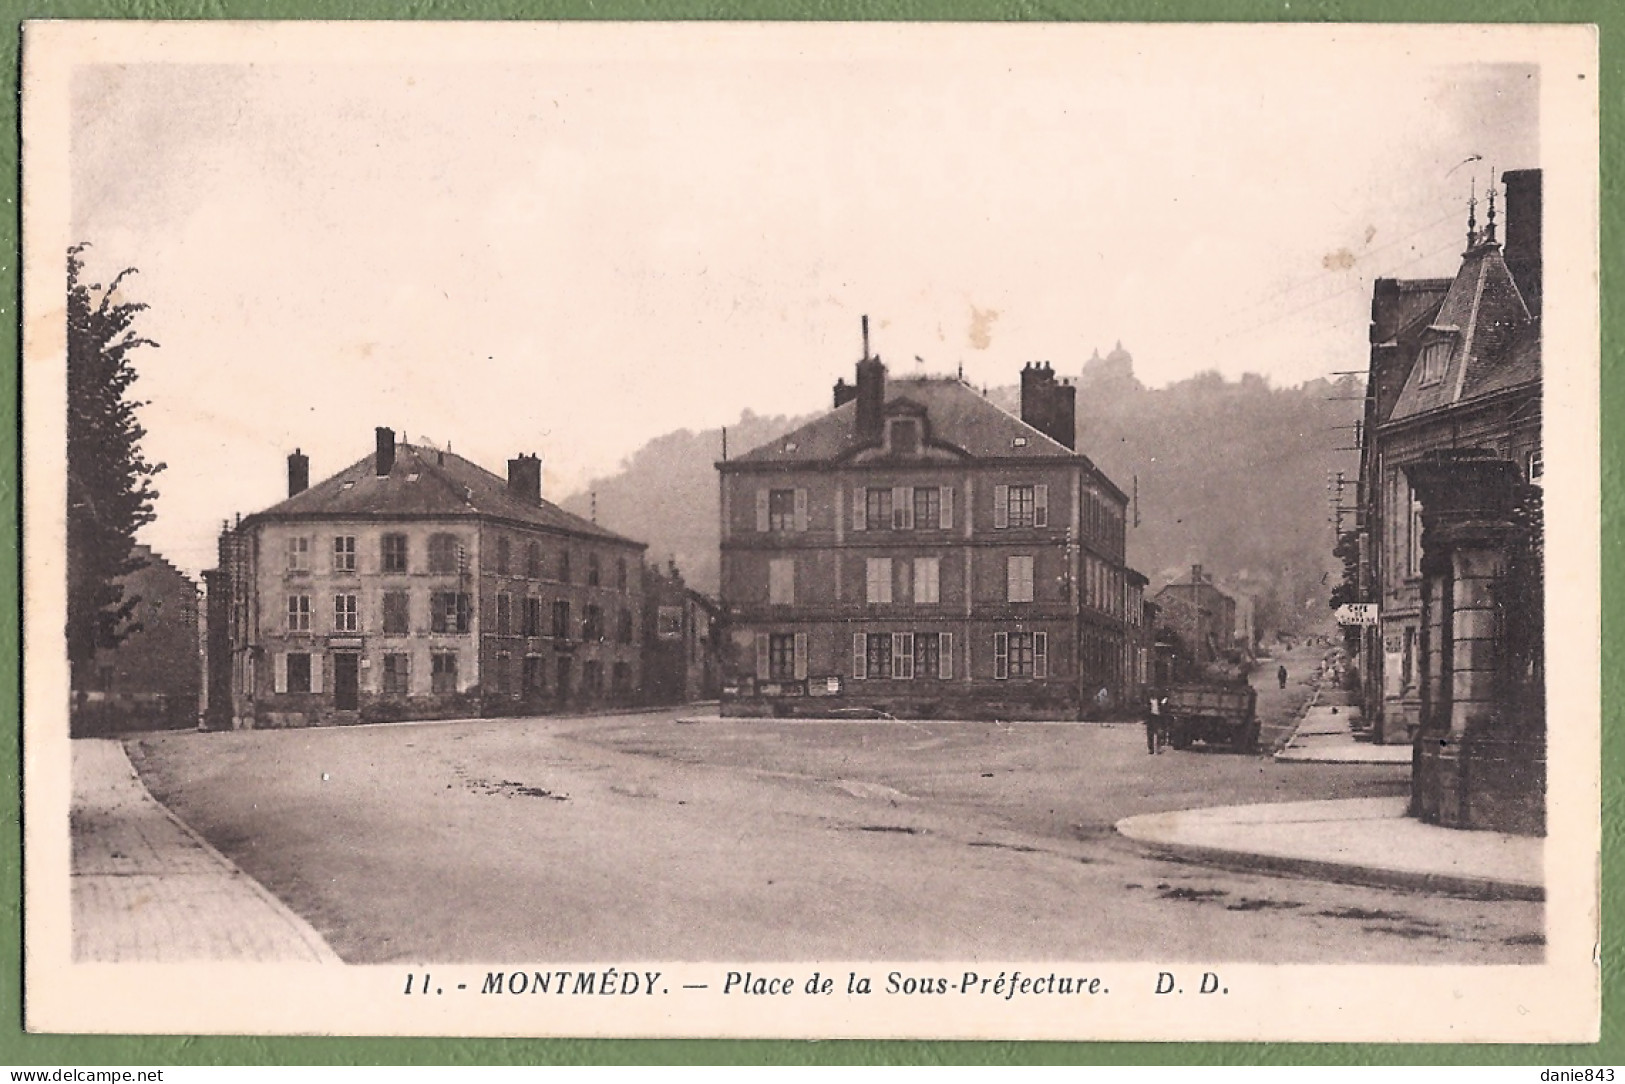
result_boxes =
[66,243,164,694]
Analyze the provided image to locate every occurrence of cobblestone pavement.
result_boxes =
[72,738,340,963]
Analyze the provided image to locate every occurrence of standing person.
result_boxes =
[1145,694,1168,754]
[1277,664,1288,689]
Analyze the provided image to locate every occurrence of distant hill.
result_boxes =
[561,346,1360,640]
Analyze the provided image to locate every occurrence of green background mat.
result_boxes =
[0,0,1615,1066]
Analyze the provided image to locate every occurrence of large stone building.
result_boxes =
[716,325,1140,719]
[1351,170,1543,834]
[205,428,646,728]
[74,545,201,735]
[1152,564,1237,669]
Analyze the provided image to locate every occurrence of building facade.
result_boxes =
[717,333,1139,720]
[642,560,723,705]
[74,545,202,735]
[1351,171,1543,835]
[1152,564,1238,668]
[205,428,646,729]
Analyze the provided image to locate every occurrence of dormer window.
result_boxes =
[887,418,920,456]
[1417,341,1451,387]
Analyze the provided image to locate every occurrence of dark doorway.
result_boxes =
[334,652,360,711]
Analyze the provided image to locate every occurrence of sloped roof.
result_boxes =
[732,376,1076,465]
[247,443,642,547]
[1388,242,1537,424]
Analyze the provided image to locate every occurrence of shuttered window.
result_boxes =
[765,488,807,533]
[892,633,915,678]
[866,558,893,604]
[914,557,941,604]
[940,486,954,530]
[940,632,954,679]
[769,558,795,605]
[892,486,915,530]
[1007,556,1035,603]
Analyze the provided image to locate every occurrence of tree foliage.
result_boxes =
[1328,529,1362,609]
[66,243,164,687]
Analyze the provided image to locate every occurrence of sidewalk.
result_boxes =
[1274,702,1411,765]
[72,738,341,963]
[1115,796,1543,901]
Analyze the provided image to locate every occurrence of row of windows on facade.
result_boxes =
[284,591,634,642]
[763,554,1127,614]
[755,484,1115,534]
[273,650,630,698]
[285,533,632,588]
[754,630,1050,682]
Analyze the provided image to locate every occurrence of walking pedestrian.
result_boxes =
[1277,664,1287,690]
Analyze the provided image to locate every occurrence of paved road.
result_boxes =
[73,739,339,963]
[126,708,1541,964]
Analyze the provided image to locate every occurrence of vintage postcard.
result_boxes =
[21,21,1600,1040]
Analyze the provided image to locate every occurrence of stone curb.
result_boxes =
[1114,809,1544,903]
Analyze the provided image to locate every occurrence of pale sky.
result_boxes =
[64,27,1540,576]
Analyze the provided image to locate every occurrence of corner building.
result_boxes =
[206,428,645,728]
[718,342,1139,719]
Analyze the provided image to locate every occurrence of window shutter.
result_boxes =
[1035,632,1048,679]
[1022,558,1035,602]
[1007,557,1020,602]
[853,632,867,679]
[1035,484,1049,527]
[310,653,324,694]
[755,633,769,679]
[274,652,288,694]
[994,485,1009,529]
[852,489,866,531]
[940,486,953,530]
[794,488,808,532]
[940,632,954,679]
[900,558,913,605]
[994,632,1009,680]
[755,489,770,532]
[794,633,808,680]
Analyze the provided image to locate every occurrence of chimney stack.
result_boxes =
[507,453,542,502]
[1192,564,1204,584]
[853,315,886,442]
[1501,168,1542,317]
[287,448,309,497]
[833,377,859,409]
[375,427,396,477]
[1019,361,1076,450]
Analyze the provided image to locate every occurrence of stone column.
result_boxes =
[1403,450,1543,835]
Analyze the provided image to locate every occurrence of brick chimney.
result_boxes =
[1020,361,1077,450]
[287,449,309,497]
[507,453,542,502]
[833,377,859,409]
[1501,168,1542,317]
[854,316,886,442]
[1191,563,1204,584]
[375,427,396,477]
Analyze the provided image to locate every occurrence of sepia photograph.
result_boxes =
[21,20,1600,1040]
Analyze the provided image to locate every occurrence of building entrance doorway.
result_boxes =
[333,652,360,711]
